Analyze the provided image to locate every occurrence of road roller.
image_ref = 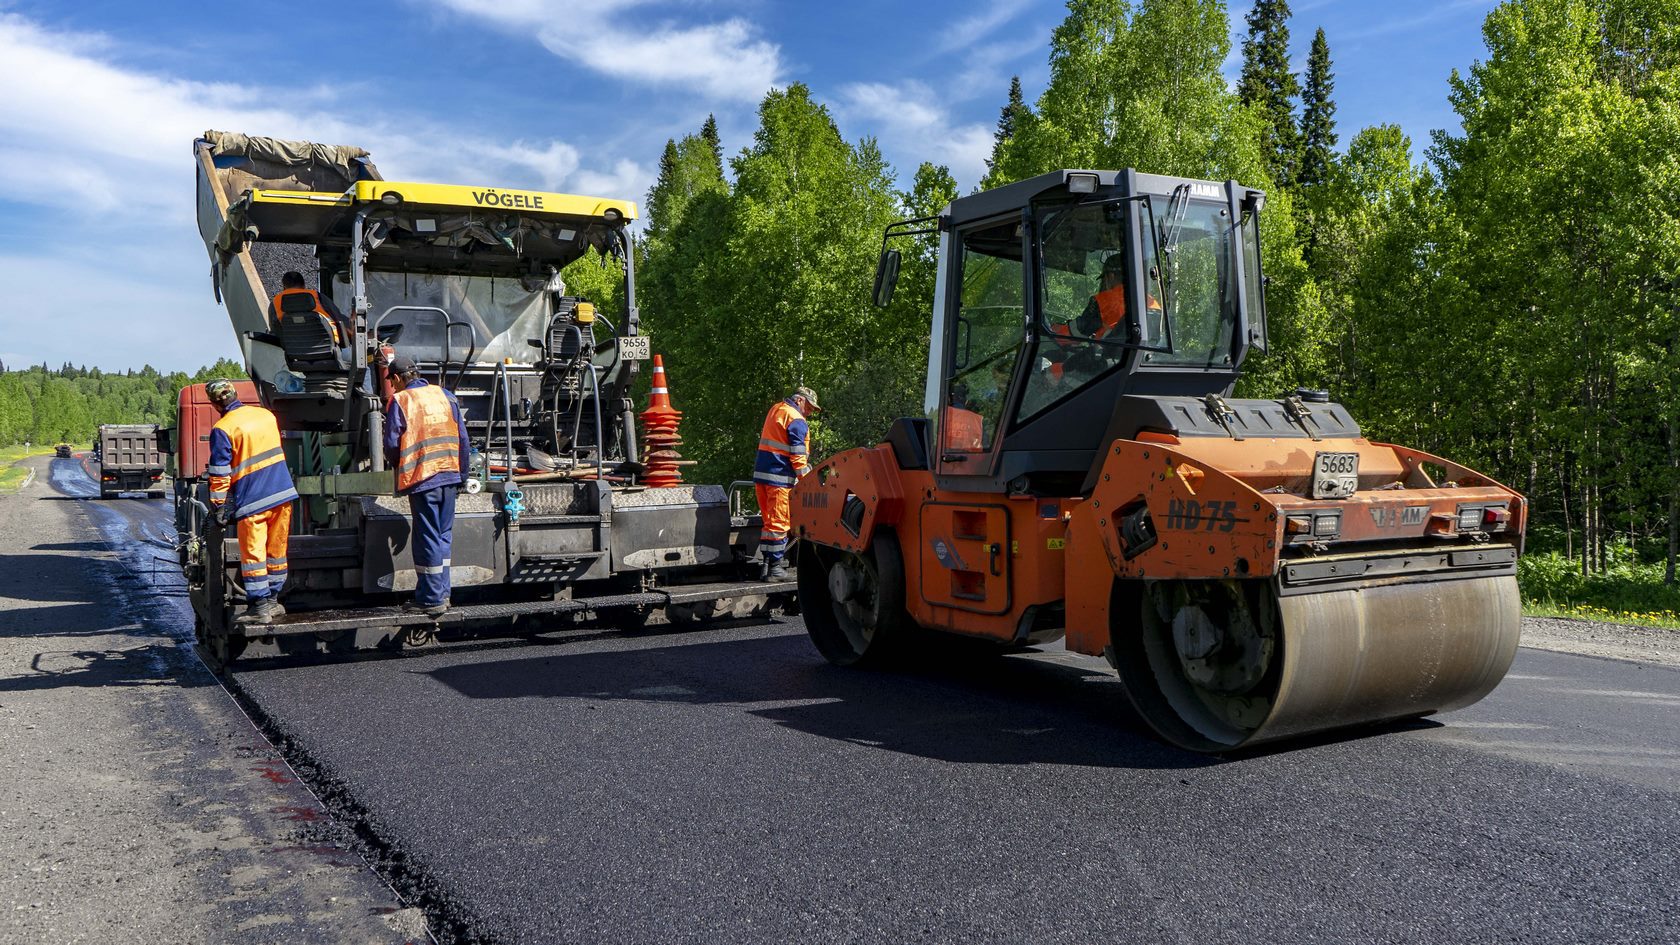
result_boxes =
[790,169,1525,752]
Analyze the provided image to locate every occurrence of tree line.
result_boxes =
[0,359,247,447]
[638,0,1680,588]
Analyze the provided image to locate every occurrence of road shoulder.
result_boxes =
[1521,615,1680,667]
[0,457,426,945]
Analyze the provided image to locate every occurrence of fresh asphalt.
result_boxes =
[49,457,1680,944]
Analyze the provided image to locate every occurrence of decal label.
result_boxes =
[1164,498,1239,532]
[472,189,545,210]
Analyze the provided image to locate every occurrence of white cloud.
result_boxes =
[836,81,994,188]
[936,0,1034,54]
[434,0,782,102]
[0,13,648,369]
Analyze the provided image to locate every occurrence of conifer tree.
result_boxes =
[1297,28,1337,189]
[986,76,1027,178]
[1238,0,1300,183]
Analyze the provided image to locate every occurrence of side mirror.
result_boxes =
[871,249,902,308]
[157,429,174,455]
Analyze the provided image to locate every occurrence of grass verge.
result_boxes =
[0,445,51,493]
[1519,549,1680,630]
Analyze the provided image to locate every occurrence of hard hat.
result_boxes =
[794,386,821,412]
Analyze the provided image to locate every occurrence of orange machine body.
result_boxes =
[793,432,1525,656]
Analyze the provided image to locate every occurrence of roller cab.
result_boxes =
[792,169,1526,752]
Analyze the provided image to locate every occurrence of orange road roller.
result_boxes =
[791,169,1524,752]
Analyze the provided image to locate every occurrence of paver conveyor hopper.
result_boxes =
[792,170,1524,751]
[184,131,789,663]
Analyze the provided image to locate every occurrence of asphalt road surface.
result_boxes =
[47,457,1680,944]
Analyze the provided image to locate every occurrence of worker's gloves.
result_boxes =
[214,503,232,527]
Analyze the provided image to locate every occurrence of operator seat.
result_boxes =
[276,292,348,370]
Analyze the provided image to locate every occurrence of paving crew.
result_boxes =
[206,379,298,626]
[383,354,470,617]
[269,270,349,348]
[753,386,820,582]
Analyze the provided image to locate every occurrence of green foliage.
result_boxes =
[0,360,245,446]
[1238,0,1301,183]
[1519,547,1680,620]
[1297,28,1336,189]
[637,86,905,483]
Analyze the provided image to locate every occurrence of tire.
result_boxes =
[798,532,915,667]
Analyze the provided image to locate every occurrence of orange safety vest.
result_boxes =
[392,384,463,492]
[941,406,984,452]
[272,288,342,346]
[1048,290,1163,381]
[208,403,297,519]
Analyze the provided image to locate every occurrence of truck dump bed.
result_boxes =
[98,424,165,498]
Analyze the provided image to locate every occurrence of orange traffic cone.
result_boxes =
[640,354,688,487]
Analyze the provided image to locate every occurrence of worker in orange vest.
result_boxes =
[1048,252,1162,381]
[269,270,349,348]
[206,379,298,626]
[382,354,471,617]
[753,386,820,582]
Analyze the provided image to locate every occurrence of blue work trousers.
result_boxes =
[409,486,456,606]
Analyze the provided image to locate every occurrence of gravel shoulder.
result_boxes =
[0,457,425,945]
[1520,615,1680,667]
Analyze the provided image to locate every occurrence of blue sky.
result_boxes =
[0,0,1496,371]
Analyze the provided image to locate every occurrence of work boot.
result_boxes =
[235,597,280,626]
[762,560,790,583]
[403,600,450,619]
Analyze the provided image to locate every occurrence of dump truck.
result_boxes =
[186,131,791,664]
[96,423,166,499]
[791,169,1525,752]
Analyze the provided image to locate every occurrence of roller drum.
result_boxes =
[1118,574,1522,752]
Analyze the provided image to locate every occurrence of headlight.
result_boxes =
[1458,507,1482,531]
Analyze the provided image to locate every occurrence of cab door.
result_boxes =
[921,215,1023,621]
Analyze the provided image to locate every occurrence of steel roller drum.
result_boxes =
[1120,575,1522,752]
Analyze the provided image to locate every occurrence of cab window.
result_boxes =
[941,219,1024,455]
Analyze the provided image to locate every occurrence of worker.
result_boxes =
[753,386,820,582]
[383,354,470,617]
[1049,253,1163,382]
[269,270,349,348]
[206,379,298,626]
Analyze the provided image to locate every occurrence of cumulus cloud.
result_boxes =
[435,0,782,102]
[0,13,648,368]
[836,81,994,188]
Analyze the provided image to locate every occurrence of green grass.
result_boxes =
[0,444,54,493]
[1519,549,1680,630]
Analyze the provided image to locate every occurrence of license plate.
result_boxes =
[1311,451,1359,499]
[618,335,651,360]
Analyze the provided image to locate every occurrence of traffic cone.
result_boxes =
[640,354,689,487]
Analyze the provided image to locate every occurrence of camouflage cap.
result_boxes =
[205,379,238,403]
[794,386,821,411]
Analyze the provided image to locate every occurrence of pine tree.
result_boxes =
[1238,0,1300,184]
[700,114,723,169]
[1297,28,1337,189]
[986,76,1027,177]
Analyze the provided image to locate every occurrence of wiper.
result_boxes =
[1159,184,1192,257]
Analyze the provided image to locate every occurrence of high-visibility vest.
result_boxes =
[1048,290,1163,380]
[941,406,984,452]
[272,288,342,346]
[392,384,463,492]
[208,403,297,520]
[753,399,809,488]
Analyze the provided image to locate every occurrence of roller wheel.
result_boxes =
[799,533,913,667]
[1111,575,1522,752]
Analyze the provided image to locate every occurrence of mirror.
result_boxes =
[871,249,902,308]
[157,428,174,455]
